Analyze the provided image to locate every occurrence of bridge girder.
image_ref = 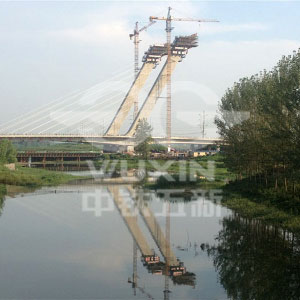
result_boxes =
[0,134,221,147]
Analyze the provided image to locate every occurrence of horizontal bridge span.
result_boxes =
[0,134,222,145]
[17,151,101,158]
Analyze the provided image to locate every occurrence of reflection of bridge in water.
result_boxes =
[108,185,196,297]
[7,183,196,298]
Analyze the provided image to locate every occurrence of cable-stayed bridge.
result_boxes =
[0,34,220,148]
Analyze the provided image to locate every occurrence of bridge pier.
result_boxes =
[28,156,32,168]
[43,154,46,169]
[60,155,64,171]
[127,145,135,153]
[103,144,120,153]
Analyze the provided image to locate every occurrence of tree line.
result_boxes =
[216,49,300,194]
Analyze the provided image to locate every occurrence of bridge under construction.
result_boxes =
[106,34,198,137]
[0,8,220,151]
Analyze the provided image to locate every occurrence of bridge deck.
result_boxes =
[17,151,101,158]
[0,134,221,146]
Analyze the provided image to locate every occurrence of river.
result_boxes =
[0,181,299,299]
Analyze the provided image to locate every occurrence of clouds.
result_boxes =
[49,16,268,46]
[0,1,300,137]
[148,38,300,137]
[198,22,269,35]
[52,21,130,44]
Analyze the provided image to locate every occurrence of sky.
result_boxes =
[0,0,300,137]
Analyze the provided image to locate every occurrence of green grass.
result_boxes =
[127,154,300,232]
[222,194,300,233]
[224,177,300,214]
[221,175,300,233]
[94,154,233,190]
[0,165,79,187]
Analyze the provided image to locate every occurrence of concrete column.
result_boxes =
[126,56,181,137]
[106,63,155,136]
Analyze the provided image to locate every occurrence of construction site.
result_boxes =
[0,7,220,152]
[0,7,219,300]
[105,11,218,298]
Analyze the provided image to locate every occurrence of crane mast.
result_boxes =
[129,21,155,290]
[149,8,219,298]
[130,20,156,119]
[166,7,172,152]
[149,7,219,151]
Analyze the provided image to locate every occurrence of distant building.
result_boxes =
[189,151,207,158]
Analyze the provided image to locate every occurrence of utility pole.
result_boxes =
[150,8,218,151]
[199,111,206,138]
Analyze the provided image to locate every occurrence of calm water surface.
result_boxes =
[0,182,299,300]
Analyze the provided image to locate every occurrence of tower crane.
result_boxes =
[129,21,155,285]
[149,7,219,149]
[130,20,156,118]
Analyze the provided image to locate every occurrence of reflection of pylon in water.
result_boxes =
[132,220,138,295]
[164,201,171,300]
[109,185,195,299]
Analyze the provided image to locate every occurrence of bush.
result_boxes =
[155,174,200,188]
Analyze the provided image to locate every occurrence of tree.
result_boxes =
[134,119,153,159]
[215,48,300,193]
[0,139,17,164]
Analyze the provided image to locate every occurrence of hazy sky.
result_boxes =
[0,1,300,137]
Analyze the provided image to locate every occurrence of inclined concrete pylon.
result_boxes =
[105,45,167,136]
[125,56,181,137]
[126,34,198,137]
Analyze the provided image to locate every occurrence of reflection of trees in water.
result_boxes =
[206,214,300,300]
[0,185,6,215]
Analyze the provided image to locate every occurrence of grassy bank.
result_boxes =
[222,194,300,233]
[95,154,233,189]
[0,165,79,187]
[224,178,300,213]
[220,177,300,233]
[121,154,300,232]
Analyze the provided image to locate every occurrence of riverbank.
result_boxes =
[0,165,81,187]
[2,157,299,233]
[132,155,300,233]
[221,178,300,233]
[95,154,232,187]
[222,194,300,233]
